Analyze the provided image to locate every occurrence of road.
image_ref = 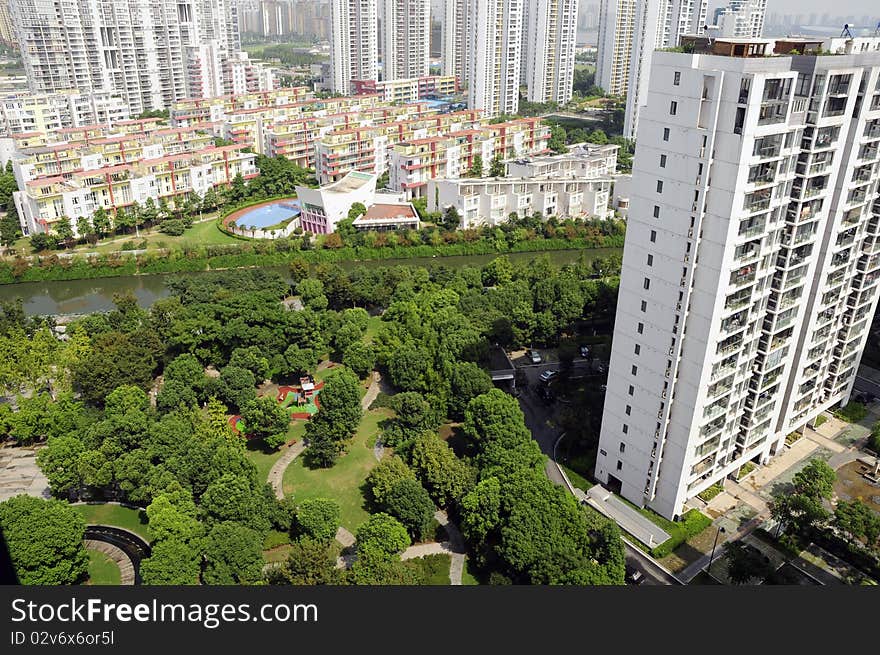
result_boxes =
[513,350,682,585]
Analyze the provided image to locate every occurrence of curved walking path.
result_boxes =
[268,441,306,499]
[361,371,382,410]
[83,539,135,585]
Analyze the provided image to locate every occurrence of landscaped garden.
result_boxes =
[84,549,122,585]
[282,407,392,532]
[70,504,152,543]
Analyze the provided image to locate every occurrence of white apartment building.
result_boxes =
[596,0,635,96]
[428,175,613,229]
[596,37,880,520]
[380,0,430,81]
[522,0,581,105]
[507,143,619,179]
[467,0,523,118]
[10,0,246,115]
[0,90,129,136]
[442,0,469,84]
[623,0,708,139]
[712,0,768,39]
[330,0,379,95]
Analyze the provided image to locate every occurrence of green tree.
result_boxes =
[296,278,328,311]
[229,346,270,380]
[141,539,201,585]
[381,478,435,540]
[284,344,317,377]
[203,522,264,585]
[72,331,158,405]
[466,154,484,178]
[440,205,461,230]
[0,210,21,248]
[266,538,341,585]
[240,395,289,443]
[355,512,410,563]
[347,202,367,221]
[75,215,92,240]
[342,341,375,379]
[366,456,416,506]
[91,207,111,235]
[216,365,257,411]
[200,474,272,535]
[295,498,340,543]
[723,541,773,585]
[54,216,74,244]
[407,432,474,506]
[0,495,88,585]
[37,435,86,497]
[449,362,493,420]
[489,156,506,177]
[834,499,880,548]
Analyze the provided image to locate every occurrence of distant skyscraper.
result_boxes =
[596,0,636,96]
[522,0,581,105]
[330,0,378,94]
[713,0,768,39]
[9,0,245,115]
[381,0,430,81]
[467,0,523,118]
[442,0,469,84]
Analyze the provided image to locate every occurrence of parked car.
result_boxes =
[597,363,607,374]
[539,369,559,383]
[625,565,645,585]
[580,345,591,359]
[528,350,542,364]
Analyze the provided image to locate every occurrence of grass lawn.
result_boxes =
[560,464,592,493]
[245,422,307,483]
[282,408,391,532]
[460,558,482,585]
[263,545,294,565]
[71,504,152,543]
[407,554,451,585]
[85,549,121,585]
[365,315,384,343]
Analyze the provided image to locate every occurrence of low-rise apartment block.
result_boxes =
[0,91,130,137]
[11,120,256,237]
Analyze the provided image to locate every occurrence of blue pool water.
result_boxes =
[234,200,301,229]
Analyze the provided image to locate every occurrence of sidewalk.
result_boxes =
[585,486,670,548]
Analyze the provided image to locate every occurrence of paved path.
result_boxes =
[268,441,305,500]
[335,526,355,548]
[83,539,135,585]
[361,371,382,410]
[0,446,50,502]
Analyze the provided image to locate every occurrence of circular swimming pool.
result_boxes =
[231,199,301,229]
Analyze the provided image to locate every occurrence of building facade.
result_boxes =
[522,0,581,105]
[467,0,523,118]
[623,0,709,139]
[712,0,768,39]
[9,0,252,116]
[330,0,378,95]
[380,0,430,81]
[0,90,130,136]
[11,119,257,237]
[596,0,635,96]
[595,37,880,520]
[442,0,469,84]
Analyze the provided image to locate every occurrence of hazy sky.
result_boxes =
[709,0,876,19]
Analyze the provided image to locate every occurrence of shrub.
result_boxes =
[696,482,724,503]
[834,402,867,424]
[813,414,828,428]
[159,219,186,236]
[649,509,712,559]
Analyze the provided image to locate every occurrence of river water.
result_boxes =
[0,248,620,316]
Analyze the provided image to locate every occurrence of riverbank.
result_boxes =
[0,247,622,316]
[0,235,623,286]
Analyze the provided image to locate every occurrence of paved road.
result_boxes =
[854,375,880,398]
[623,538,682,586]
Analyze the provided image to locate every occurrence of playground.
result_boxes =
[229,376,324,437]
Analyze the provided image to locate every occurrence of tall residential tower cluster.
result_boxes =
[332,0,581,117]
[8,0,273,116]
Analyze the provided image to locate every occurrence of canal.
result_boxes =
[0,248,621,316]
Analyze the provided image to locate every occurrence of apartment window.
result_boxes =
[653,205,661,218]
[620,443,627,454]
[628,385,634,396]
[616,460,623,471]
[673,71,681,86]
[647,254,653,266]
[637,322,644,334]
[631,365,638,376]
[634,344,641,355]
[660,154,667,168]
[663,127,670,141]
[625,405,632,416]
[670,101,678,116]
[657,180,664,193]
[650,229,657,243]
[643,277,651,290]
[622,424,629,434]
[641,300,647,312]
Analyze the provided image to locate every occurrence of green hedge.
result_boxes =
[649,509,713,559]
[833,402,867,423]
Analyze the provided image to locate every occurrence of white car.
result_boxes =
[539,369,558,383]
[529,350,542,364]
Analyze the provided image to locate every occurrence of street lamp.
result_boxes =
[707,526,727,577]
